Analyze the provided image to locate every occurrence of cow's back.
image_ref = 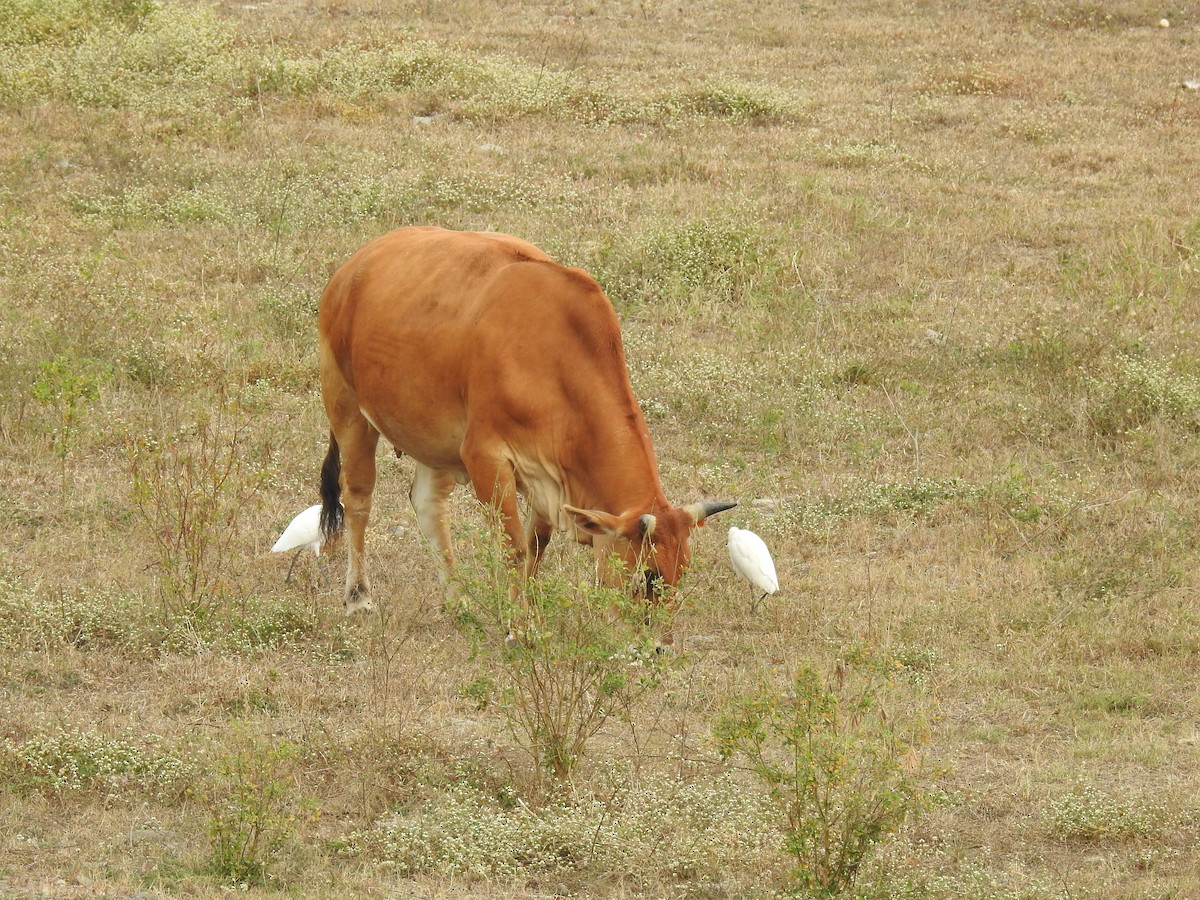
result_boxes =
[320,226,554,373]
[318,226,634,479]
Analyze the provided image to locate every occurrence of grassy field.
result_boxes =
[2,0,1200,895]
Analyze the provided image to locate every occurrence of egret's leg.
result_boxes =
[285,549,303,584]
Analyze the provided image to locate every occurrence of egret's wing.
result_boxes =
[731,530,778,594]
[272,504,323,553]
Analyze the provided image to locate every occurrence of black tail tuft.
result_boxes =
[319,431,344,539]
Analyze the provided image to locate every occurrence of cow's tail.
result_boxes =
[319,431,344,540]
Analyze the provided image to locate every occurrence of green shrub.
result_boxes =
[31,353,110,498]
[713,653,925,895]
[128,398,271,621]
[203,738,310,886]
[453,523,678,789]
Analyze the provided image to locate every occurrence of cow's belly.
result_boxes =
[348,328,471,472]
[357,395,468,474]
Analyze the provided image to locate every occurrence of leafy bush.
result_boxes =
[202,738,311,886]
[453,524,678,789]
[713,653,925,895]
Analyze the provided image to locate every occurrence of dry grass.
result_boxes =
[2,0,1200,895]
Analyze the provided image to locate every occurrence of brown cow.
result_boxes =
[316,226,734,615]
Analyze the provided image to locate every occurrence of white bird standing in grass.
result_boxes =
[272,504,325,583]
[728,526,778,613]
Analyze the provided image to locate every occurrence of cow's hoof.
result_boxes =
[344,587,375,617]
[344,598,376,616]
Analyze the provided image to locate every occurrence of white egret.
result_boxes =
[727,526,779,613]
[272,504,325,583]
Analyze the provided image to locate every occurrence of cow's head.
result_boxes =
[564,500,736,598]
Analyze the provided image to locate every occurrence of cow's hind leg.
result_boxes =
[410,462,458,586]
[322,354,381,616]
[337,415,380,615]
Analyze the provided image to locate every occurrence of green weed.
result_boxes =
[713,652,926,895]
[343,771,780,885]
[1085,353,1200,437]
[202,737,310,886]
[594,219,763,309]
[127,397,272,621]
[674,79,807,124]
[31,353,109,499]
[2,727,189,798]
[453,522,678,789]
[1046,782,1166,841]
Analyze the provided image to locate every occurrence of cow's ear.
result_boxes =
[563,504,623,538]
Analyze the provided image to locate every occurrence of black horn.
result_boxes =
[684,501,737,524]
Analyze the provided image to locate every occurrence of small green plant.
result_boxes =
[203,737,309,886]
[1046,782,1165,841]
[1085,353,1200,437]
[128,396,271,622]
[31,354,108,499]
[454,523,678,790]
[2,727,189,797]
[713,653,924,896]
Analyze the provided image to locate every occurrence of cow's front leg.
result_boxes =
[461,443,527,585]
[524,513,554,580]
[410,462,458,587]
